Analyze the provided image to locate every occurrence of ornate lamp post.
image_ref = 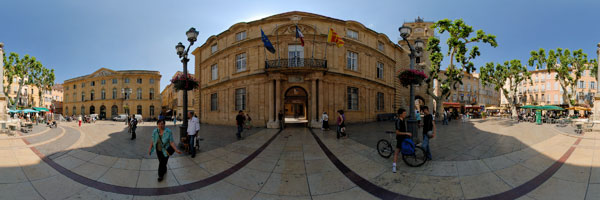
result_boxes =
[399,25,425,141]
[175,27,199,146]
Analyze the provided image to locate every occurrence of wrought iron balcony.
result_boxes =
[265,58,327,71]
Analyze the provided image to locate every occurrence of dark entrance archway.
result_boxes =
[89,106,96,115]
[284,86,308,124]
[100,105,106,120]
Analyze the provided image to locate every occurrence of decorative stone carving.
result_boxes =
[92,70,115,77]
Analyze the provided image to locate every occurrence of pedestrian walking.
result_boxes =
[442,110,449,125]
[392,108,411,173]
[148,119,182,182]
[130,115,138,140]
[421,106,435,160]
[336,110,347,139]
[78,115,82,127]
[322,112,329,131]
[245,114,252,130]
[173,116,177,125]
[187,111,200,158]
[278,110,284,130]
[236,110,245,140]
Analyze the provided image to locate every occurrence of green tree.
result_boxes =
[32,67,55,107]
[425,19,498,117]
[4,53,43,109]
[528,48,593,107]
[479,60,531,117]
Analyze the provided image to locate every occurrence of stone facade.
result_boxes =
[193,11,432,128]
[63,68,161,120]
[433,71,501,110]
[517,69,596,106]
[161,71,196,120]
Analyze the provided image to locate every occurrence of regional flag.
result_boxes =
[327,28,344,47]
[261,29,276,54]
[295,25,305,47]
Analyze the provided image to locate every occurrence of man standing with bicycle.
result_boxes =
[393,108,412,173]
[421,106,435,160]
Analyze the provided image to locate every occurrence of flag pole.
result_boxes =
[324,27,328,60]
[262,27,267,62]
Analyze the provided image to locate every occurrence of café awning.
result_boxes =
[33,107,49,112]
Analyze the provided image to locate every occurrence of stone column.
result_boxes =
[0,43,7,124]
[267,79,277,128]
[275,79,281,125]
[310,79,318,127]
[318,79,323,121]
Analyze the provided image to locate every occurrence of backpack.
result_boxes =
[401,138,415,155]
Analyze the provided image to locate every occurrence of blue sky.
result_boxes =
[1,0,598,91]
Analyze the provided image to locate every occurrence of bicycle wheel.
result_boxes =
[377,139,393,158]
[402,146,427,167]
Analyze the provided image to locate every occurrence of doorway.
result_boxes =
[284,86,308,123]
[100,105,106,120]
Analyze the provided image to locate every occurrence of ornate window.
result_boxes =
[101,89,106,100]
[346,51,358,71]
[112,88,117,99]
[236,53,247,72]
[346,29,358,39]
[376,62,384,79]
[211,64,218,80]
[376,92,384,111]
[211,93,218,111]
[235,88,246,111]
[149,88,154,100]
[137,88,142,99]
[236,31,246,41]
[347,87,359,110]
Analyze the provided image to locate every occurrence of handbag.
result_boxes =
[158,132,176,156]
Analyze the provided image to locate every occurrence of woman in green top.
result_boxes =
[148,119,181,182]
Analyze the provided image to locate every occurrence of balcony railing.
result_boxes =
[265,58,327,70]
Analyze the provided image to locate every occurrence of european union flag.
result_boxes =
[261,29,276,54]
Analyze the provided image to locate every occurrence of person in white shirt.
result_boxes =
[187,111,200,158]
[322,112,330,131]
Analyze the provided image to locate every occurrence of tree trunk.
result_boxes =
[11,79,24,110]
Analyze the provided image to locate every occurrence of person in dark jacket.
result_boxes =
[236,110,245,140]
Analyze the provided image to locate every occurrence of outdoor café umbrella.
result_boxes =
[521,105,538,109]
[538,105,564,111]
[22,109,38,113]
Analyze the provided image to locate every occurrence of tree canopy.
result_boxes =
[479,59,531,116]
[425,18,497,115]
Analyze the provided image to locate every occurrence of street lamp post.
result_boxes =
[175,27,199,147]
[399,26,425,142]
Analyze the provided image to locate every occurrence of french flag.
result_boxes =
[295,25,305,47]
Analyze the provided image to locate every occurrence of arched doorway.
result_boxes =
[284,86,308,123]
[100,105,106,119]
[89,106,95,115]
[111,105,118,118]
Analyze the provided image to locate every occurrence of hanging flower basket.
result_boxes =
[398,69,428,87]
[170,73,199,91]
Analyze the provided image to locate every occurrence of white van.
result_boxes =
[112,114,128,121]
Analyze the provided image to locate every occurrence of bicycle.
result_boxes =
[377,131,427,167]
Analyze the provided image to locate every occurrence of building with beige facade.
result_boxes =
[161,71,196,120]
[516,69,596,106]
[63,68,161,120]
[433,71,501,112]
[193,11,433,128]
[4,77,60,110]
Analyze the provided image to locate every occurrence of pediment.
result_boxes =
[90,68,117,78]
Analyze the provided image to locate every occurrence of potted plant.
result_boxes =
[170,73,199,91]
[398,69,428,87]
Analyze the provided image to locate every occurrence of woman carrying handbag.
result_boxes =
[148,119,182,182]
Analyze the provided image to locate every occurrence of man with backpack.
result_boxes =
[130,115,138,140]
[392,108,412,173]
[421,106,435,160]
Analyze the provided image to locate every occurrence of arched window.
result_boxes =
[137,88,142,100]
[90,90,95,101]
[149,88,154,100]
[112,88,117,99]
[80,106,85,115]
[101,89,106,100]
[137,105,142,115]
